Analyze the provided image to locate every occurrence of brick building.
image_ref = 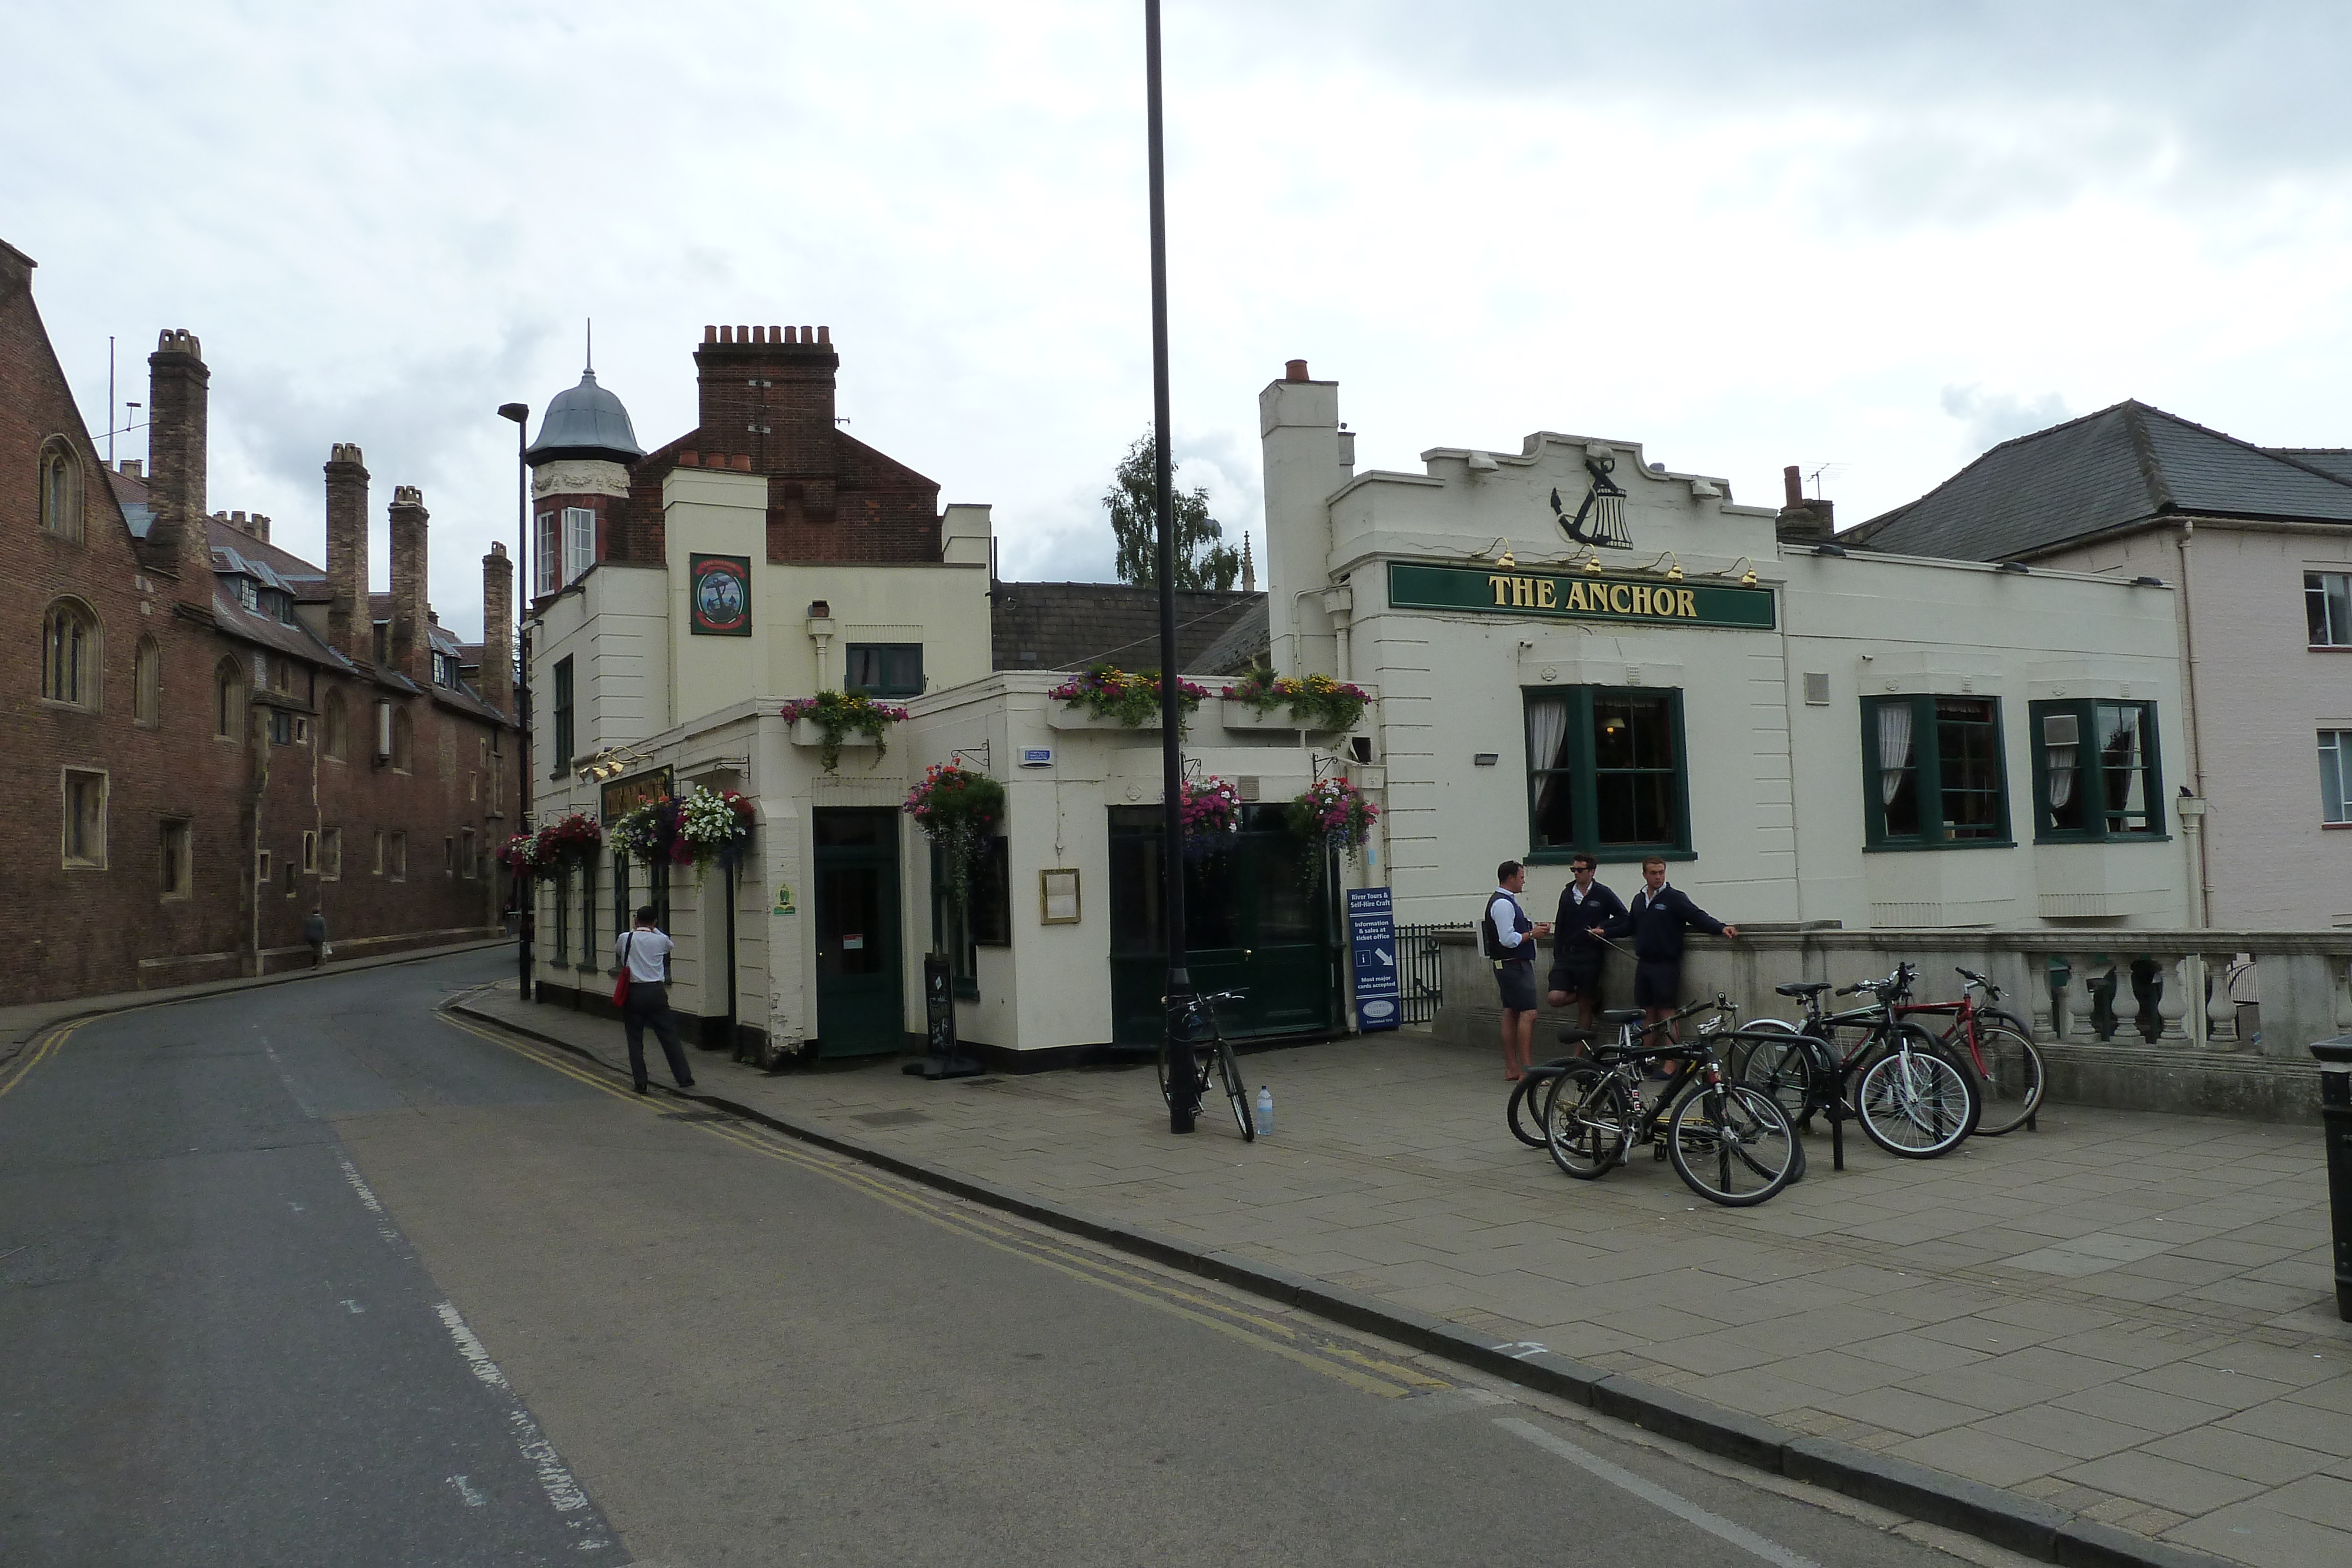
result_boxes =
[2,236,518,1004]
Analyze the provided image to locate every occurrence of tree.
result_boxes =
[1105,433,1241,591]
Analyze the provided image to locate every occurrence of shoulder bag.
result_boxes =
[613,933,633,1008]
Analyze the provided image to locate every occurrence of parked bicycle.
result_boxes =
[1158,990,1254,1141]
[1506,994,1746,1148]
[1540,998,1799,1207]
[1727,964,1982,1160]
[1897,967,2043,1136]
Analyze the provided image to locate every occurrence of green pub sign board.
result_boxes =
[1385,560,1775,630]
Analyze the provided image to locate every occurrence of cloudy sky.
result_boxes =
[9,2,2351,640]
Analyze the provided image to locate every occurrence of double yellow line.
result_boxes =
[436,1007,1448,1401]
[0,1020,82,1102]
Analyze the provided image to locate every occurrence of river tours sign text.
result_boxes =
[1386,560,1775,630]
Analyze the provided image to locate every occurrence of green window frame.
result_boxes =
[1859,695,2011,850]
[611,852,632,961]
[1522,686,1692,863]
[845,643,923,698]
[552,656,574,778]
[552,868,570,969]
[2029,699,2165,841]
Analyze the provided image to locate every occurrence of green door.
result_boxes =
[1107,804,1342,1047]
[813,808,904,1058]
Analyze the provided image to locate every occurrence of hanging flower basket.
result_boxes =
[904,763,1004,908]
[1285,777,1380,869]
[497,833,543,879]
[531,811,604,871]
[677,788,757,872]
[780,691,910,773]
[607,795,679,866]
[1221,671,1368,733]
[1047,663,1208,729]
[1179,774,1242,858]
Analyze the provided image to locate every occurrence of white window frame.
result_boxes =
[2310,573,2352,648]
[2323,731,2352,825]
[535,509,559,596]
[563,506,596,586]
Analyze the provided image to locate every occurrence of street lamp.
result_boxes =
[497,400,532,999]
[1145,0,1195,1134]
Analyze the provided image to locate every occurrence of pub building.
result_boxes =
[525,336,2193,1068]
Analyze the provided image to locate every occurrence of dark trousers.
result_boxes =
[622,981,692,1088]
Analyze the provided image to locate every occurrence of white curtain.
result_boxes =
[2047,744,2077,810]
[1527,698,1569,819]
[1875,702,1914,807]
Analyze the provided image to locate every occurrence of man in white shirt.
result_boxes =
[616,904,696,1094]
[1483,861,1552,1081]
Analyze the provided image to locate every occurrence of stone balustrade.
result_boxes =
[1428,925,2352,1121]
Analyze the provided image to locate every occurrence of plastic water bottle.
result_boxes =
[1254,1086,1274,1137]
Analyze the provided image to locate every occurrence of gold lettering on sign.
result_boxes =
[1677,589,1698,618]
[1631,585,1653,616]
[1511,576,1535,607]
[1489,574,1511,606]
[1567,581,1589,611]
[1536,579,1558,609]
[1609,584,1632,614]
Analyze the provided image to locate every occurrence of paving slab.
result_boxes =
[452,985,2352,1568]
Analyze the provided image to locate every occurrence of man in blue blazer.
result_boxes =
[1616,855,1739,1042]
[1546,853,1627,1035]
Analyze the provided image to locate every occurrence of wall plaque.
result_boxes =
[689,553,752,636]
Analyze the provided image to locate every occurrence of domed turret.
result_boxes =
[526,367,642,596]
[526,368,644,464]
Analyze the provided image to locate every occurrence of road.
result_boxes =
[1,951,2013,1566]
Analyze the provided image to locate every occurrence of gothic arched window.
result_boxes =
[41,599,99,708]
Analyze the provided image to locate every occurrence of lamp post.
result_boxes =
[1145,0,1194,1133]
[497,401,532,999]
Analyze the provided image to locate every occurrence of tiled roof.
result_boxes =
[1191,599,1269,676]
[989,581,1265,674]
[1848,402,2352,561]
[2277,449,2352,486]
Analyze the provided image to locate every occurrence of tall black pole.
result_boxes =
[1146,0,1195,1133]
[499,402,533,999]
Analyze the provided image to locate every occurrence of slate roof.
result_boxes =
[1191,598,1270,676]
[2277,449,2352,486]
[1848,401,2352,561]
[989,581,1265,674]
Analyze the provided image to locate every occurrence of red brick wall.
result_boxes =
[0,248,520,1005]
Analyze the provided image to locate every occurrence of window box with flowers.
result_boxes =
[1219,671,1370,734]
[1045,664,1208,731]
[781,692,910,773]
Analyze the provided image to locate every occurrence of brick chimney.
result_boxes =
[148,329,211,597]
[387,485,429,683]
[480,541,514,720]
[1775,463,1835,544]
[324,444,370,663]
[696,323,836,516]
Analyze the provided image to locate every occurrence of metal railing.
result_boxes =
[1395,922,1467,1026]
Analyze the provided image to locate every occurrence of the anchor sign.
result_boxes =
[1552,455,1632,549]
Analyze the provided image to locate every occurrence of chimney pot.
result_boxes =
[703,325,717,343]
[119,458,142,479]
[784,326,797,344]
[1783,465,1803,509]
[679,451,700,467]
[1285,359,1309,382]
[817,325,830,345]
[732,453,752,472]
[737,324,750,343]
[770,324,781,342]
[799,324,812,343]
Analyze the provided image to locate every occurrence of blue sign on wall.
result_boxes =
[1347,886,1401,1032]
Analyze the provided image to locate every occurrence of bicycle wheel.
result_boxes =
[1855,1027,1977,1158]
[1967,1015,2044,1136]
[1507,1059,1571,1147]
[1730,1029,1823,1126]
[1668,1083,1798,1206]
[1155,1038,1202,1115]
[1543,1064,1629,1180]
[1217,1039,1254,1141]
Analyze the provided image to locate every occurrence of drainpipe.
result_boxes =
[1320,585,1354,683]
[2176,520,2213,1048]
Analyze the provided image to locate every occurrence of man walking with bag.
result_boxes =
[615,905,696,1095]
[1484,861,1552,1081]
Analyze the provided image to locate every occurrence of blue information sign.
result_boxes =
[1347,886,1401,1032]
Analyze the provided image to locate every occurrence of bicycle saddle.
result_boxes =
[1599,1008,1644,1026]
[1775,981,1832,998]
[1555,1029,1596,1045]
